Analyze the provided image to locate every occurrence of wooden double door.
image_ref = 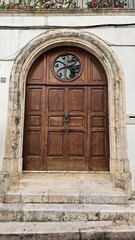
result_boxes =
[23,47,109,171]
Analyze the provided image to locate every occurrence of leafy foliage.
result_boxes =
[0,0,127,9]
[88,233,110,240]
[0,0,76,9]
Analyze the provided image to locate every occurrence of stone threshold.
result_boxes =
[22,171,111,178]
[19,171,112,191]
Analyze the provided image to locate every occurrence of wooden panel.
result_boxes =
[91,116,105,127]
[27,56,44,84]
[47,132,64,156]
[91,157,109,171]
[28,88,42,112]
[91,61,102,81]
[28,116,41,126]
[49,117,63,127]
[48,89,64,112]
[91,131,105,156]
[69,89,84,112]
[27,131,41,156]
[89,57,107,84]
[91,88,105,113]
[88,85,109,171]
[46,159,87,171]
[69,117,84,127]
[68,131,85,156]
[23,86,44,170]
[46,86,87,170]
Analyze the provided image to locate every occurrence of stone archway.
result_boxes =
[2,29,131,198]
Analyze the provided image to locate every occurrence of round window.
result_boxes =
[53,53,81,81]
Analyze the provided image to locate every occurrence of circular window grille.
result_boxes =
[53,53,81,81]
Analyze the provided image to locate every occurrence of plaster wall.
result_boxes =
[127,126,135,192]
[0,61,13,171]
[0,15,135,27]
[0,14,135,190]
[113,47,135,192]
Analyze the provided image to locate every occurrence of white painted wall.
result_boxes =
[0,14,135,190]
[1,15,135,27]
[0,61,13,170]
[127,125,135,192]
[111,47,135,192]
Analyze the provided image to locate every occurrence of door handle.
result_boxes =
[64,112,70,122]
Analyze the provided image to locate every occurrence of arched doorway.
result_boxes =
[23,46,109,171]
[2,30,131,197]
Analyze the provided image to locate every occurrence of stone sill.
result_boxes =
[0,8,135,16]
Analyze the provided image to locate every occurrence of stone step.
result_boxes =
[0,202,135,222]
[19,172,111,191]
[5,189,127,204]
[0,220,134,240]
[13,172,127,205]
[19,179,113,191]
[22,171,111,180]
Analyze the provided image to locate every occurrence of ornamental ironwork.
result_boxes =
[53,54,81,81]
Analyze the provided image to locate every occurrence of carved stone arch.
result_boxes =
[3,29,131,198]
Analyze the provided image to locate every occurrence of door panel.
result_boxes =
[91,116,105,128]
[45,86,87,170]
[69,89,85,112]
[68,131,85,156]
[69,117,84,127]
[49,89,65,112]
[49,117,63,127]
[47,131,64,157]
[91,131,105,156]
[27,131,41,156]
[89,86,109,170]
[29,88,42,111]
[91,88,105,112]
[23,86,44,170]
[23,46,109,171]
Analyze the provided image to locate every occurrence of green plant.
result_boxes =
[86,0,127,9]
[89,233,110,240]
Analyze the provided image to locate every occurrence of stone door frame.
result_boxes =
[2,29,131,198]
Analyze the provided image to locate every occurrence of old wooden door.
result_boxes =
[23,47,109,171]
